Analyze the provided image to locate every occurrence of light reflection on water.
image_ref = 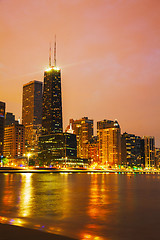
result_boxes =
[0,173,160,239]
[19,173,33,217]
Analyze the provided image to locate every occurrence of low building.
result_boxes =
[24,123,42,156]
[38,132,77,166]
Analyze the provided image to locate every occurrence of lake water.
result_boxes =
[0,172,160,240]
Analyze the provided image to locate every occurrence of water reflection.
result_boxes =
[1,174,19,216]
[0,173,160,239]
[2,175,14,212]
[60,174,72,219]
[80,174,115,239]
[88,174,107,220]
[19,173,32,217]
[0,173,33,228]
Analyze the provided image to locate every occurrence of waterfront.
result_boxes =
[0,173,160,239]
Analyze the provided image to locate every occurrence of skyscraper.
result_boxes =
[97,119,121,167]
[42,41,63,135]
[39,39,77,166]
[0,101,5,157]
[22,80,42,153]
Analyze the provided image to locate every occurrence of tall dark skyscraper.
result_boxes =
[0,101,5,157]
[42,41,63,135]
[39,40,78,166]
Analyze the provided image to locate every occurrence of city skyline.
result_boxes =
[0,0,160,146]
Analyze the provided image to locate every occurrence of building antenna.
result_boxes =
[54,35,56,66]
[49,42,52,67]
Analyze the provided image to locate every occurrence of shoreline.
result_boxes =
[0,167,159,174]
[0,223,76,240]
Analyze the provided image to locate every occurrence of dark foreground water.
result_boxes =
[0,173,160,240]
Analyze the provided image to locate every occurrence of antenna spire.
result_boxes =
[49,42,52,67]
[54,35,56,66]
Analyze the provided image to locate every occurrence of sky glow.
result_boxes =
[0,0,160,145]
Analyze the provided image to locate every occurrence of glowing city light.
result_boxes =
[45,67,52,72]
[45,66,60,72]
[53,66,60,71]
[27,153,31,158]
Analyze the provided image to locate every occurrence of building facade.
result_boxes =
[3,123,25,160]
[22,80,42,154]
[87,136,99,165]
[121,132,142,167]
[155,148,160,169]
[97,120,121,167]
[143,136,155,168]
[0,101,5,157]
[66,117,93,159]
[38,132,77,166]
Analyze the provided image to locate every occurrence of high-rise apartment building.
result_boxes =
[22,80,42,153]
[66,117,93,158]
[3,123,25,159]
[0,101,5,157]
[121,132,142,167]
[42,66,63,135]
[143,136,155,168]
[97,120,121,166]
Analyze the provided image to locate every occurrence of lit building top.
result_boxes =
[45,66,60,72]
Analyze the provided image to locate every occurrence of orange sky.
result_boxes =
[0,0,160,146]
